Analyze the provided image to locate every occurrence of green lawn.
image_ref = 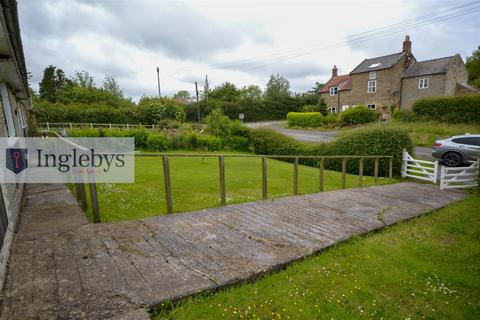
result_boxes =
[338,121,480,147]
[78,152,394,222]
[152,192,480,320]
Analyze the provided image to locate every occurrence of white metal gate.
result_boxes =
[402,149,439,183]
[440,160,479,190]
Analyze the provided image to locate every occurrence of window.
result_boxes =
[369,71,376,80]
[367,103,376,110]
[452,137,480,146]
[418,78,429,89]
[341,105,350,112]
[368,80,376,93]
[329,86,338,96]
[328,106,336,113]
[369,63,381,68]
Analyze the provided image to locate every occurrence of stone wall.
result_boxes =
[400,74,446,109]
[445,54,468,96]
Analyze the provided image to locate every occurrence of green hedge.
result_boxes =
[412,95,480,123]
[339,106,378,125]
[69,125,412,176]
[287,112,323,127]
[248,126,412,176]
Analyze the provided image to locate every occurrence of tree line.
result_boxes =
[31,65,328,125]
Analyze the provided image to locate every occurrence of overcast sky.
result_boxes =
[19,0,480,101]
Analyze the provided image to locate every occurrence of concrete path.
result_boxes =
[0,183,466,319]
[246,121,433,158]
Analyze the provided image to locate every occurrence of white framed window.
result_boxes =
[367,103,376,110]
[0,83,16,137]
[329,86,338,96]
[341,105,350,112]
[367,80,376,93]
[418,78,429,89]
[369,71,376,80]
[328,106,336,113]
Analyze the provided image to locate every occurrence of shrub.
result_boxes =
[329,127,413,176]
[339,106,378,126]
[249,128,313,155]
[146,133,169,151]
[138,97,186,123]
[287,112,323,127]
[412,95,480,123]
[323,113,338,126]
[393,109,417,122]
[181,132,222,151]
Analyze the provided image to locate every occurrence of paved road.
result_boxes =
[246,121,435,160]
[1,183,466,319]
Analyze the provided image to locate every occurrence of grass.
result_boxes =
[152,192,480,320]
[77,151,394,222]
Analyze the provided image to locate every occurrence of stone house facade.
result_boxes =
[320,35,477,116]
[0,0,31,291]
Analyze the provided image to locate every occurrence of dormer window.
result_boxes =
[418,78,429,89]
[369,71,376,80]
[329,86,338,96]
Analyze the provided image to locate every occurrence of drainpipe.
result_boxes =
[399,78,403,110]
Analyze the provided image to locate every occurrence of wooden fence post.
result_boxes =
[374,158,379,183]
[262,157,267,200]
[109,123,112,130]
[46,122,50,131]
[319,157,324,192]
[341,157,347,189]
[76,183,88,211]
[90,123,93,128]
[219,156,226,206]
[162,156,173,214]
[389,158,393,179]
[358,158,364,187]
[88,171,100,223]
[293,157,299,195]
[69,122,72,129]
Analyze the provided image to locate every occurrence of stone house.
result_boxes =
[0,0,31,290]
[320,35,477,116]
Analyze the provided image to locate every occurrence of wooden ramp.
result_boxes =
[0,182,467,319]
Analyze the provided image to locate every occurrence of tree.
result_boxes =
[264,74,290,102]
[103,74,123,98]
[466,46,480,88]
[73,70,95,88]
[310,82,325,95]
[209,82,240,102]
[239,85,262,103]
[173,90,191,102]
[38,65,71,102]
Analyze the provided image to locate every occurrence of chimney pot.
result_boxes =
[332,65,338,77]
[402,34,411,53]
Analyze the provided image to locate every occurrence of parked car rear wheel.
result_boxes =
[442,152,463,167]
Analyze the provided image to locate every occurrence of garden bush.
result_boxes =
[146,133,169,151]
[392,109,417,122]
[327,127,413,176]
[339,106,378,126]
[286,112,323,127]
[412,95,480,124]
[323,113,338,126]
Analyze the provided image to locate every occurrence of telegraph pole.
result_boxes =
[156,67,161,99]
[195,81,200,123]
[205,74,209,109]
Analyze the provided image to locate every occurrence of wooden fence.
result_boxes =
[80,153,393,217]
[43,122,159,131]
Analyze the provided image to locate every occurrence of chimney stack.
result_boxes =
[402,35,411,53]
[332,65,338,78]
